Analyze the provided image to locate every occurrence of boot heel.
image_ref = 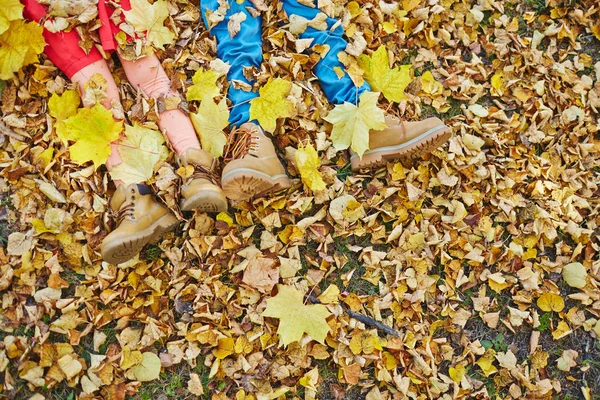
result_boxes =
[149,214,179,245]
[272,176,292,191]
[180,186,228,212]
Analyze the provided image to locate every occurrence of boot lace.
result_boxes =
[189,158,220,184]
[223,125,258,163]
[113,202,136,226]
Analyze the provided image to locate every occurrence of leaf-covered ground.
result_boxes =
[1,0,600,399]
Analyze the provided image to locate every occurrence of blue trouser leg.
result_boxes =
[280,0,371,105]
[200,0,262,126]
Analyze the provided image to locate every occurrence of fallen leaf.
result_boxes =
[562,262,587,288]
[132,352,161,382]
[35,179,67,203]
[48,90,81,141]
[262,284,331,345]
[249,78,294,132]
[468,104,489,117]
[324,91,387,157]
[188,373,204,395]
[58,354,83,380]
[294,143,326,192]
[0,19,46,80]
[186,69,221,102]
[449,364,465,383]
[124,0,175,49]
[0,0,23,35]
[62,103,123,168]
[109,123,168,185]
[242,257,279,293]
[556,349,578,372]
[190,97,229,157]
[537,293,565,313]
[358,45,412,102]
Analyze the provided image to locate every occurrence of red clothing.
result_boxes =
[23,0,131,78]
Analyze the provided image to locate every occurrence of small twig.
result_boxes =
[308,295,400,337]
[343,307,400,337]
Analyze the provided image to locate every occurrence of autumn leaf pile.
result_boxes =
[1,0,600,399]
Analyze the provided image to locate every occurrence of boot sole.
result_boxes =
[221,169,292,201]
[350,125,452,171]
[101,213,179,265]
[181,187,228,213]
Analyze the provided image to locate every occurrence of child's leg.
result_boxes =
[118,54,201,156]
[200,0,262,126]
[70,59,124,174]
[280,0,371,105]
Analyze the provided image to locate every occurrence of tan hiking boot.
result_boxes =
[221,122,292,201]
[179,148,228,212]
[101,184,178,264]
[350,116,451,171]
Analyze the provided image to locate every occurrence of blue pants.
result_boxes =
[200,0,371,126]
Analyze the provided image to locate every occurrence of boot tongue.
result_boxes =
[109,184,128,210]
[183,148,214,169]
[110,184,151,210]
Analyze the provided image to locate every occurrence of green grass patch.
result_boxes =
[141,245,164,262]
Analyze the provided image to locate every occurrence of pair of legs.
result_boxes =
[71,55,229,264]
[24,0,229,263]
[71,54,202,167]
[200,0,452,198]
[200,0,369,125]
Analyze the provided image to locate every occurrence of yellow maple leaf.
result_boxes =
[124,0,175,49]
[358,45,412,103]
[249,78,294,132]
[262,284,331,346]
[63,103,123,168]
[48,90,81,142]
[294,143,326,192]
[324,91,387,157]
[0,19,46,80]
[190,97,229,157]
[186,69,221,102]
[537,292,565,312]
[109,124,168,185]
[0,0,23,35]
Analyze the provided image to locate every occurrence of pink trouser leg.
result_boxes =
[118,53,201,156]
[70,59,124,177]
